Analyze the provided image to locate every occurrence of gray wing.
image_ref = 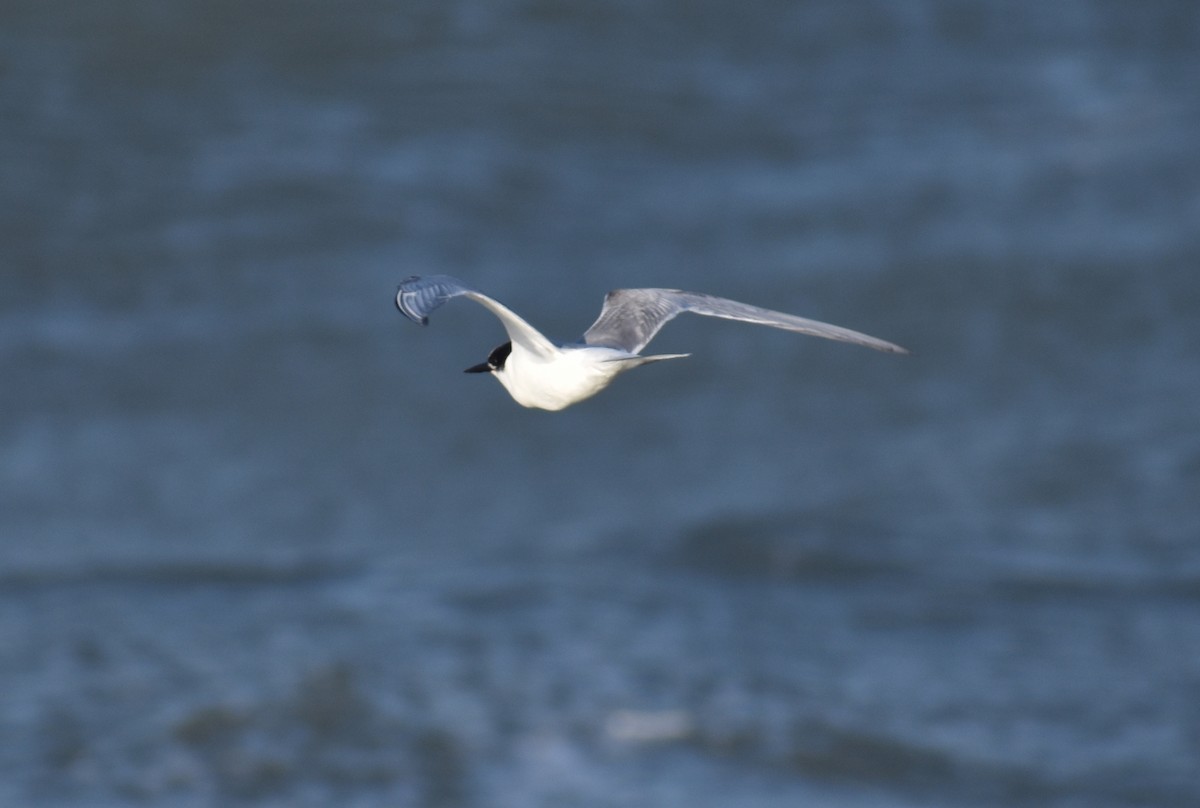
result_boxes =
[582,288,907,355]
[395,275,466,325]
[395,275,557,357]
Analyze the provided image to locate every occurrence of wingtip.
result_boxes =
[394,286,430,325]
[871,338,909,355]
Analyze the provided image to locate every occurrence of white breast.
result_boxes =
[496,345,633,411]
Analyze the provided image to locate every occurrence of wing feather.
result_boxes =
[395,275,556,357]
[582,288,906,355]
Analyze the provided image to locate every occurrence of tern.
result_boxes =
[395,275,906,411]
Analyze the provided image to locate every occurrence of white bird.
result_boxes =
[395,275,906,411]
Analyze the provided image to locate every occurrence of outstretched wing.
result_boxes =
[395,275,556,358]
[582,288,907,355]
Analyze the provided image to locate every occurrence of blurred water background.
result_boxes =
[3,1,1200,806]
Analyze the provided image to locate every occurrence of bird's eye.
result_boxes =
[488,341,513,369]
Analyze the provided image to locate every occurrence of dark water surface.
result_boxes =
[3,2,1200,805]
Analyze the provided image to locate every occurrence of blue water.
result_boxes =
[3,1,1200,805]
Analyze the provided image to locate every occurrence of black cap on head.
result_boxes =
[464,341,512,374]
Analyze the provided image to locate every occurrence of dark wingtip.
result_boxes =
[394,286,429,325]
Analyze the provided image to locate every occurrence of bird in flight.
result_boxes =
[395,275,906,411]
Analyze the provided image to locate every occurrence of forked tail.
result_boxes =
[630,353,690,365]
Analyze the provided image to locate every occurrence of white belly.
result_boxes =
[497,346,632,411]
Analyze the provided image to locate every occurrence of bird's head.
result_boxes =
[464,340,512,375]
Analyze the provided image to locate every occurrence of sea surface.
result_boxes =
[3,2,1200,806]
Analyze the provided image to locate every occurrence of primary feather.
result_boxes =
[582,288,908,355]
